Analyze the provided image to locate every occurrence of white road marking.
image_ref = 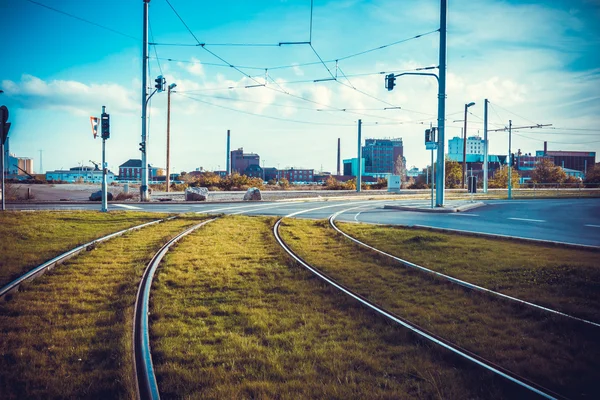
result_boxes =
[354,211,362,221]
[585,224,600,228]
[113,204,143,210]
[450,213,479,217]
[508,217,545,223]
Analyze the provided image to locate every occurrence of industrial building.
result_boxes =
[46,166,116,183]
[230,148,260,175]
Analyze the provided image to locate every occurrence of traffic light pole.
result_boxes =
[101,106,108,212]
[483,99,489,193]
[436,0,447,207]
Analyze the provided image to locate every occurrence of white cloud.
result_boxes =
[2,75,138,116]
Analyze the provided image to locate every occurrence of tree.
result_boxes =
[531,158,566,183]
[584,163,600,187]
[394,155,407,184]
[445,159,462,188]
[488,165,520,188]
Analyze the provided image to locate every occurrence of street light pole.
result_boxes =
[166,83,176,192]
[508,119,512,200]
[462,101,475,188]
[356,119,362,192]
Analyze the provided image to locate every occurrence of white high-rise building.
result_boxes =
[448,136,485,161]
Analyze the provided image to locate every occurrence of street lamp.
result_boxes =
[462,101,475,188]
[166,82,176,192]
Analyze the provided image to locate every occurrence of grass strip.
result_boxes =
[0,211,163,288]
[279,218,600,399]
[0,215,206,399]
[151,215,529,399]
[336,221,600,323]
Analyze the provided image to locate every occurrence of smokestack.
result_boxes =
[544,141,547,156]
[226,130,231,175]
[337,138,341,175]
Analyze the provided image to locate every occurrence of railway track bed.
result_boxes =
[2,206,598,398]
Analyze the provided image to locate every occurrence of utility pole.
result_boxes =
[462,102,475,188]
[39,150,43,175]
[1,105,12,212]
[508,120,512,200]
[489,119,552,199]
[140,0,150,201]
[435,0,447,207]
[166,83,176,192]
[356,119,362,192]
[483,99,489,193]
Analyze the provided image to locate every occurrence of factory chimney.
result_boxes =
[226,130,231,175]
[337,138,341,176]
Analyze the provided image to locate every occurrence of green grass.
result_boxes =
[0,211,163,288]
[0,215,207,399]
[279,218,600,399]
[336,222,600,323]
[151,215,526,399]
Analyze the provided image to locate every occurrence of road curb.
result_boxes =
[384,202,485,213]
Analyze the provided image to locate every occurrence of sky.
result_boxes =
[1,0,599,174]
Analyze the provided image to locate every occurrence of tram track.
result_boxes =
[273,204,570,400]
[0,217,169,301]
[330,205,600,328]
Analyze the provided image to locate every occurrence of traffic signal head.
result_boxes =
[154,75,166,92]
[385,74,396,91]
[139,142,146,153]
[101,113,110,139]
[425,129,431,144]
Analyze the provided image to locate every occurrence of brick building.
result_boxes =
[231,148,260,174]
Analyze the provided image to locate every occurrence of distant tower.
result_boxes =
[337,138,341,175]
[39,149,43,174]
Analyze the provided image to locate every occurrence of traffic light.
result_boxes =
[154,75,165,92]
[384,73,396,91]
[425,129,431,144]
[139,142,146,153]
[0,105,10,146]
[101,112,110,139]
[510,153,516,167]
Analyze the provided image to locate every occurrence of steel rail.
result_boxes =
[0,218,168,300]
[133,218,217,400]
[273,206,564,400]
[330,205,600,328]
[132,201,304,399]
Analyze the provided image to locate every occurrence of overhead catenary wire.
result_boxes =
[25,0,139,40]
[178,93,355,126]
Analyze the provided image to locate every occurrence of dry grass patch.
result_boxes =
[279,218,600,399]
[0,215,207,399]
[0,210,162,287]
[151,215,526,399]
[336,222,600,323]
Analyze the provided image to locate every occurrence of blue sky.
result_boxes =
[1,0,599,174]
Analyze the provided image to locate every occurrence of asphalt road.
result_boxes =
[7,198,600,247]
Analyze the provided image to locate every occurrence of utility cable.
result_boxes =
[25,0,139,40]
[178,93,355,126]
[149,22,163,76]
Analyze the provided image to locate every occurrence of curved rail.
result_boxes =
[132,202,286,399]
[0,218,168,300]
[133,218,217,400]
[273,206,564,400]
[330,205,600,328]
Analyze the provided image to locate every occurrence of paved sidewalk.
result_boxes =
[383,200,485,213]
